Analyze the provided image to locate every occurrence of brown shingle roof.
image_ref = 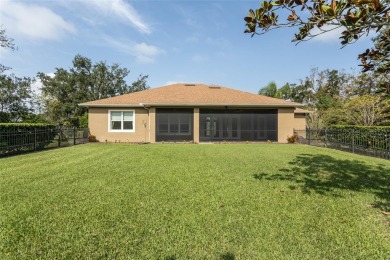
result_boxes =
[294,108,312,114]
[80,83,303,107]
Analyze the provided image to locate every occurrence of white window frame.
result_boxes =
[108,110,135,132]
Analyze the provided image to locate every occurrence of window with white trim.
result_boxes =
[109,110,134,132]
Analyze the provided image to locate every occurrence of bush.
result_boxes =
[287,134,298,143]
[21,114,52,124]
[0,123,57,155]
[326,125,390,150]
[330,125,390,131]
[88,135,97,142]
[78,113,88,128]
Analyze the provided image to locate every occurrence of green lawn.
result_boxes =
[0,144,389,259]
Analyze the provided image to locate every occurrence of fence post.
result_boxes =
[351,129,355,153]
[58,127,61,147]
[73,127,76,145]
[324,129,327,147]
[387,134,389,160]
[307,127,311,145]
[34,128,37,151]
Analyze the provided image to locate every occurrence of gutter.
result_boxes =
[79,103,144,107]
[79,103,303,108]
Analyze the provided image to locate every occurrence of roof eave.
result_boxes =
[79,103,303,108]
[294,111,312,114]
[141,103,303,108]
[79,103,144,108]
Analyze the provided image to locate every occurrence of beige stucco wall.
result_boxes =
[89,106,301,144]
[193,108,200,143]
[292,114,307,131]
[88,107,150,143]
[278,108,295,143]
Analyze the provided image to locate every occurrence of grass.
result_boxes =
[0,143,389,259]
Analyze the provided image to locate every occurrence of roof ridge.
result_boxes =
[80,83,303,107]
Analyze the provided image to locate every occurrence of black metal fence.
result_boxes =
[0,127,89,157]
[294,128,390,159]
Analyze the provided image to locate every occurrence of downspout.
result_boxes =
[141,104,151,143]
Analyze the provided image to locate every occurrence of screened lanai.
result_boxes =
[199,109,278,142]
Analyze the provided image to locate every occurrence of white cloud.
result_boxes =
[31,73,54,94]
[31,78,43,94]
[47,72,55,78]
[165,80,202,85]
[133,43,164,63]
[81,0,151,34]
[0,0,76,41]
[103,37,164,63]
[310,25,345,43]
[310,24,377,44]
[165,81,180,85]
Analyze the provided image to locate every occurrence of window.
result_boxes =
[159,114,169,133]
[156,110,192,135]
[156,109,193,141]
[109,110,135,132]
[180,114,190,133]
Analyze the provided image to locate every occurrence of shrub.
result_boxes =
[330,125,390,131]
[78,113,88,128]
[88,135,97,142]
[287,134,298,144]
[325,126,390,150]
[0,123,57,155]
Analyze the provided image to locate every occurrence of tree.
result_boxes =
[358,26,389,74]
[38,68,78,125]
[0,73,34,122]
[314,69,347,110]
[244,1,390,75]
[0,26,16,73]
[290,78,316,105]
[129,74,150,93]
[345,94,389,125]
[0,27,35,122]
[359,26,389,97]
[259,81,277,97]
[274,82,292,99]
[0,26,15,49]
[70,55,143,101]
[38,54,149,126]
[344,72,378,97]
[270,67,389,127]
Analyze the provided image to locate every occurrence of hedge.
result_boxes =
[0,123,57,156]
[323,126,390,150]
[330,125,390,131]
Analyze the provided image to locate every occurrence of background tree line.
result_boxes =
[0,28,149,127]
[259,68,390,128]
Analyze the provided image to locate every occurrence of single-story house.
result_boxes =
[79,83,308,143]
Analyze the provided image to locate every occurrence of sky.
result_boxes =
[0,0,376,95]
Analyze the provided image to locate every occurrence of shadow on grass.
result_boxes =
[220,252,235,260]
[163,253,234,259]
[253,154,390,211]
